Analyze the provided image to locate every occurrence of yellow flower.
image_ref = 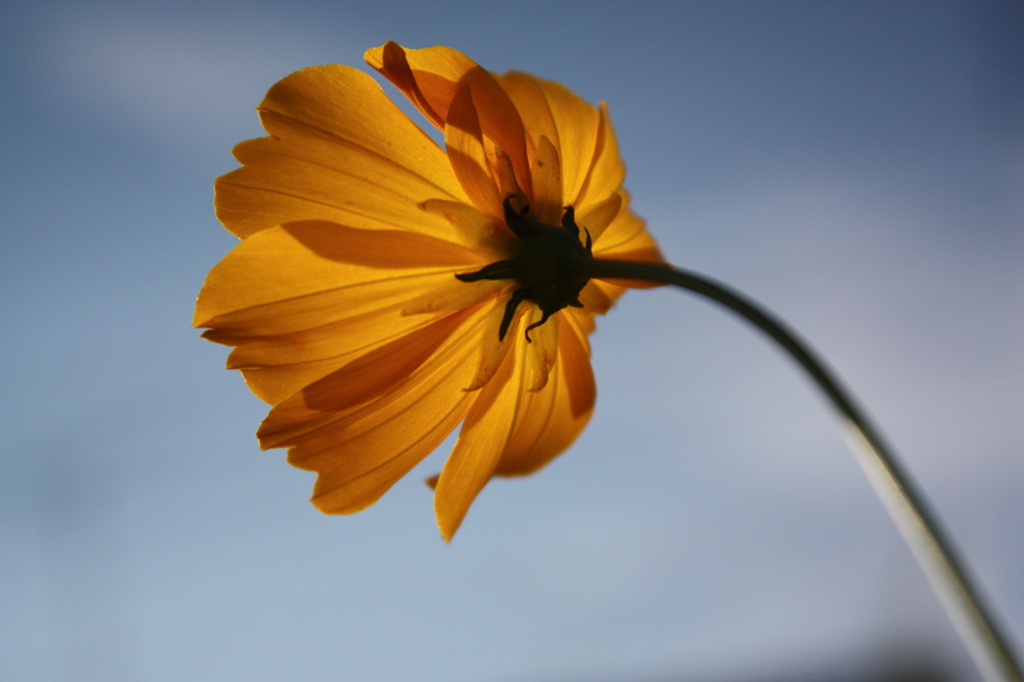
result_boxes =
[194,42,663,540]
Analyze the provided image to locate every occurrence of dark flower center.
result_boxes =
[456,197,593,341]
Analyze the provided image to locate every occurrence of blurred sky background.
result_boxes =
[1,1,1021,681]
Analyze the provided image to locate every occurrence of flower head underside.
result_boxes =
[193,42,663,540]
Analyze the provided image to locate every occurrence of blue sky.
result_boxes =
[1,2,1021,680]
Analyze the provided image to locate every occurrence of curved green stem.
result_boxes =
[576,258,1021,682]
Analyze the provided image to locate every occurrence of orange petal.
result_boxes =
[420,199,517,257]
[402,275,505,316]
[366,43,531,197]
[524,305,559,392]
[588,279,628,310]
[589,201,648,256]
[434,330,529,540]
[222,309,442,405]
[194,221,486,404]
[215,65,467,239]
[365,42,475,128]
[238,358,371,407]
[307,395,467,515]
[495,315,593,477]
[576,191,622,244]
[535,78,601,209]
[368,41,452,129]
[264,303,492,453]
[530,135,563,226]
[574,102,626,216]
[589,205,666,291]
[193,221,483,332]
[277,309,472,417]
[497,72,560,159]
[286,309,491,515]
[214,301,423,363]
[445,84,504,220]
[576,280,613,315]
[497,72,601,210]
[464,289,525,392]
[557,311,597,420]
[199,272,440,341]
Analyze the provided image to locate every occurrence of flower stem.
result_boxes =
[577,258,1021,682]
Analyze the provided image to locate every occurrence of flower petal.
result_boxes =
[365,43,531,198]
[574,102,626,216]
[590,205,665,291]
[576,190,622,244]
[365,42,475,128]
[576,281,613,315]
[445,84,504,220]
[434,330,529,541]
[262,301,489,450]
[523,305,559,392]
[530,135,563,226]
[536,79,600,209]
[215,65,468,239]
[225,303,440,368]
[194,220,483,331]
[401,276,505,316]
[589,201,652,257]
[496,72,560,159]
[496,72,600,210]
[495,315,593,477]
[194,221,487,404]
[273,309,472,418]
[284,309,491,515]
[464,289,525,392]
[420,199,517,257]
[307,393,468,515]
[557,311,597,419]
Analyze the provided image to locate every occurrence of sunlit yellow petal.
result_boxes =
[533,78,600,209]
[434,331,529,541]
[215,65,468,240]
[464,290,525,392]
[365,42,475,128]
[367,42,442,128]
[223,309,445,405]
[365,43,532,196]
[565,307,597,344]
[574,102,626,216]
[420,199,517,257]
[576,280,613,315]
[558,311,597,419]
[199,273,438,340]
[524,306,559,392]
[194,220,483,332]
[530,135,563,226]
[444,84,504,220]
[576,190,622,244]
[590,206,665,291]
[261,304,491,451]
[237,358,363,407]
[495,315,593,476]
[195,221,486,405]
[274,309,472,418]
[496,71,560,159]
[590,202,653,257]
[292,312,489,514]
[308,397,467,515]
[402,275,505,316]
[222,312,425,369]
